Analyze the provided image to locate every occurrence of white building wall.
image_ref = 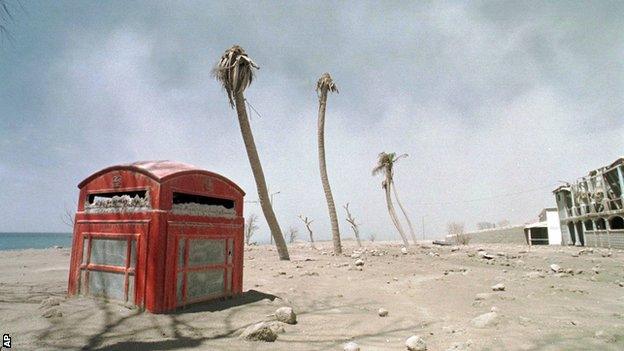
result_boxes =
[546,210,562,245]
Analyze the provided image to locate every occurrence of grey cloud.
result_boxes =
[1,1,622,242]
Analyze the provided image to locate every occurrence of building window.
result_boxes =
[609,216,624,230]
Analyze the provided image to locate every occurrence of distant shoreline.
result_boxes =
[0,232,73,251]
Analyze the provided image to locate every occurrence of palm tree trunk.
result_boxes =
[385,180,410,247]
[392,181,417,245]
[317,90,342,254]
[234,91,289,260]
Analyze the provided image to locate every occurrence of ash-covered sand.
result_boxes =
[1,241,623,350]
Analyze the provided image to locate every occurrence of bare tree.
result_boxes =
[244,214,259,245]
[60,207,75,229]
[287,226,298,244]
[343,203,362,247]
[368,233,376,242]
[298,215,316,248]
[213,45,289,260]
[448,222,470,245]
[316,73,342,255]
[60,201,77,230]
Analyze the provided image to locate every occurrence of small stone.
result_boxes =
[550,264,561,273]
[300,271,319,277]
[351,253,361,259]
[401,247,408,255]
[471,312,498,328]
[525,271,545,279]
[275,306,297,324]
[355,259,365,267]
[39,296,63,309]
[41,308,62,318]
[491,283,505,291]
[478,252,494,260]
[240,322,278,341]
[378,308,389,317]
[474,293,492,301]
[266,321,286,334]
[405,335,427,351]
[344,341,360,351]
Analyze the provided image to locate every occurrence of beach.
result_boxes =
[1,241,623,350]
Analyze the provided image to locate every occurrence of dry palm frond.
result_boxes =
[372,163,386,176]
[373,152,410,189]
[372,152,392,176]
[372,152,410,176]
[0,0,16,42]
[316,72,339,98]
[212,45,259,108]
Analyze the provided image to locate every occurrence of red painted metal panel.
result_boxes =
[68,161,245,313]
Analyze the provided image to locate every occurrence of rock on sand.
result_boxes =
[550,264,561,273]
[471,312,498,328]
[240,322,278,342]
[275,306,297,324]
[405,335,427,350]
[491,283,505,291]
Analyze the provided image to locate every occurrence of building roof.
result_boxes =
[525,221,547,229]
[608,157,624,170]
[78,160,244,194]
[552,185,571,193]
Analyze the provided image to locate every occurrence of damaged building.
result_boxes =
[553,157,624,249]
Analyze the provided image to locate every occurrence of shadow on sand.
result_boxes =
[174,289,278,314]
[36,290,279,351]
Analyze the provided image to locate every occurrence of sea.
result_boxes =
[0,232,73,251]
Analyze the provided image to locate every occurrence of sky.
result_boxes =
[1,1,623,242]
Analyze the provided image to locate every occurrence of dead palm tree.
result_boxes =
[0,0,15,42]
[391,169,418,245]
[213,45,289,260]
[372,152,410,247]
[316,73,342,254]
